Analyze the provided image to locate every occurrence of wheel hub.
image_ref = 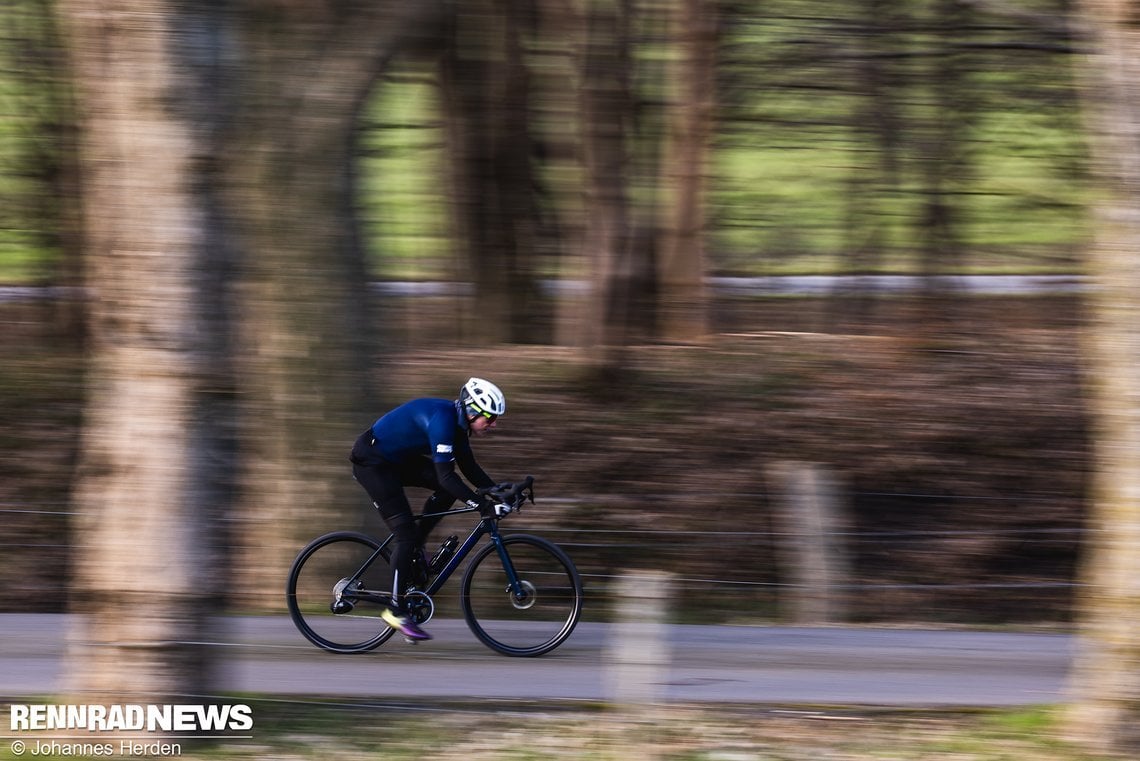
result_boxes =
[509,580,537,610]
[331,577,359,614]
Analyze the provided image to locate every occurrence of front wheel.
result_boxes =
[460,533,583,656]
[286,531,396,653]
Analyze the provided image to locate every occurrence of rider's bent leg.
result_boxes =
[383,510,418,608]
[377,510,432,641]
[350,461,431,640]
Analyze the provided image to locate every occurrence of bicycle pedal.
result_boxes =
[402,636,420,645]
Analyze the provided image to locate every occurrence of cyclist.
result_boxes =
[349,377,506,641]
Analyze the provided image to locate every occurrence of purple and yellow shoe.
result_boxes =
[381,608,432,641]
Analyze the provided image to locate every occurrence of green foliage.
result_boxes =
[0,0,72,284]
[711,0,1090,274]
[0,0,1095,284]
[358,69,451,279]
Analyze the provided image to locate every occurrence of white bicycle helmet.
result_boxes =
[461,377,507,417]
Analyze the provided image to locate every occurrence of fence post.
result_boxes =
[606,570,673,708]
[765,461,850,624]
[601,570,673,760]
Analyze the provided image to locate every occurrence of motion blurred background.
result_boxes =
[0,0,1137,752]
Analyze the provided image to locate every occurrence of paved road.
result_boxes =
[1,614,1073,706]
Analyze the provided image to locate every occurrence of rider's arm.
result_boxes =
[455,441,494,491]
[433,460,485,508]
[427,405,494,508]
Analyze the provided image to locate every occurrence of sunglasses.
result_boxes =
[468,404,497,423]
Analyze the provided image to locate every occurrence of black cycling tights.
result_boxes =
[351,459,455,611]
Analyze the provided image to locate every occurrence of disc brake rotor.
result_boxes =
[509,580,537,610]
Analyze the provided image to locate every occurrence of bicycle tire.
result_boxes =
[286,531,396,653]
[460,533,583,656]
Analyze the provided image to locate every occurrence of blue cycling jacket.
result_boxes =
[370,398,471,464]
[361,398,493,504]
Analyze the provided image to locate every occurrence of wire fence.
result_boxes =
[1,486,1089,624]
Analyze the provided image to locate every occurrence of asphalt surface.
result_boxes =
[1,614,1074,706]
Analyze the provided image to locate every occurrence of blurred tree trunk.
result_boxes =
[658,0,717,342]
[59,0,238,700]
[915,0,976,317]
[578,0,636,377]
[831,0,906,331]
[441,0,547,345]
[534,0,586,348]
[59,0,452,701]
[227,0,447,600]
[623,1,669,345]
[1063,1,1140,753]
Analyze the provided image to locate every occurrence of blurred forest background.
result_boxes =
[0,0,1138,747]
[1,0,1091,612]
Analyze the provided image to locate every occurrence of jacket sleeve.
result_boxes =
[455,442,494,490]
[433,459,484,506]
[428,407,494,505]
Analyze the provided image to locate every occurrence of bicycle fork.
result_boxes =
[487,528,531,605]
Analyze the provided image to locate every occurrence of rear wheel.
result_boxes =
[460,534,583,656]
[286,531,396,653]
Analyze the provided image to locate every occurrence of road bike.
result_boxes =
[286,476,583,657]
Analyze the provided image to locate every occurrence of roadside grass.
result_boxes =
[186,704,1120,761]
[0,702,1114,761]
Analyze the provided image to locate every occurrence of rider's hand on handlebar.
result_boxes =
[471,493,506,518]
[475,477,534,517]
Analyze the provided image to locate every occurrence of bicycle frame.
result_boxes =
[345,507,527,605]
